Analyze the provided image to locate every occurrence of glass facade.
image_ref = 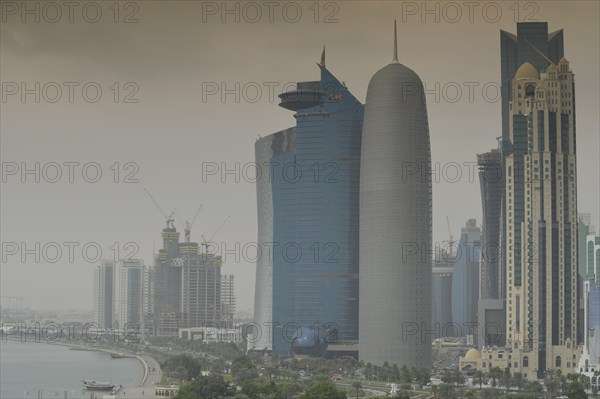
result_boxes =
[259,64,363,355]
[103,264,114,328]
[478,149,504,299]
[451,220,481,332]
[432,263,453,334]
[253,128,295,351]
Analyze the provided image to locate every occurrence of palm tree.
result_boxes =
[474,370,487,389]
[351,380,362,399]
[487,367,503,388]
[511,372,526,391]
[500,367,512,392]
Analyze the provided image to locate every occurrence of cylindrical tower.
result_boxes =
[359,22,432,368]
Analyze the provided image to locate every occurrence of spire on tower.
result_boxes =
[319,45,326,67]
[393,20,398,63]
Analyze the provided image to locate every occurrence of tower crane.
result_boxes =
[446,215,455,258]
[201,216,231,253]
[144,188,175,229]
[176,205,204,243]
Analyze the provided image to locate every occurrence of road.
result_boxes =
[113,354,162,398]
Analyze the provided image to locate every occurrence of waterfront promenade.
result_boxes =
[114,354,162,398]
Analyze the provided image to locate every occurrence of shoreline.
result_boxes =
[2,338,155,390]
[48,340,150,387]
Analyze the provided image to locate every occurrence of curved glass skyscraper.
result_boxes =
[253,53,363,355]
[253,127,295,351]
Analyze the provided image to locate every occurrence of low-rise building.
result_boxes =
[178,326,242,343]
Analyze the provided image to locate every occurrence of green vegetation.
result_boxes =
[138,337,598,399]
[175,374,233,399]
[430,368,593,399]
[299,381,346,399]
[161,354,203,382]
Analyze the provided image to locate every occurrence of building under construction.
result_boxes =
[151,223,227,336]
[144,189,233,336]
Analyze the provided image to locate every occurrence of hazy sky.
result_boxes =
[1,1,599,314]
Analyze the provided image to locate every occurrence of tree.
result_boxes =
[441,370,455,384]
[473,370,487,389]
[436,384,458,399]
[454,369,465,386]
[161,355,202,381]
[273,381,303,399]
[487,367,503,388]
[241,380,261,399]
[416,368,431,385]
[524,380,544,395]
[474,370,488,389]
[231,355,258,383]
[399,365,411,383]
[365,363,373,380]
[464,390,476,398]
[175,374,233,399]
[500,367,512,391]
[479,387,501,399]
[351,381,362,399]
[566,383,588,399]
[392,363,400,382]
[512,372,526,391]
[299,381,346,399]
[544,369,563,398]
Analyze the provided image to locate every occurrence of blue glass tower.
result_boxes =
[451,219,481,332]
[255,51,363,355]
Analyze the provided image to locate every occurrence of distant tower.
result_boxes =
[93,259,116,329]
[359,21,432,368]
[451,219,481,333]
[118,259,145,330]
[477,147,506,348]
[153,224,182,336]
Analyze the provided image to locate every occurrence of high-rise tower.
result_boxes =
[505,58,579,378]
[451,219,481,334]
[93,259,116,329]
[359,21,432,368]
[118,259,145,329]
[477,147,506,348]
[254,50,363,355]
[153,223,183,336]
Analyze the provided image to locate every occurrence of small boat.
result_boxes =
[82,380,116,391]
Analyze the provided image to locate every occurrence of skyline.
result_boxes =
[2,1,600,313]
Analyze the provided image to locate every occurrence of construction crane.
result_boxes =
[144,188,175,229]
[446,215,455,258]
[176,205,204,243]
[200,216,231,252]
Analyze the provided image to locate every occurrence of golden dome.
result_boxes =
[464,348,481,361]
[515,62,539,80]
